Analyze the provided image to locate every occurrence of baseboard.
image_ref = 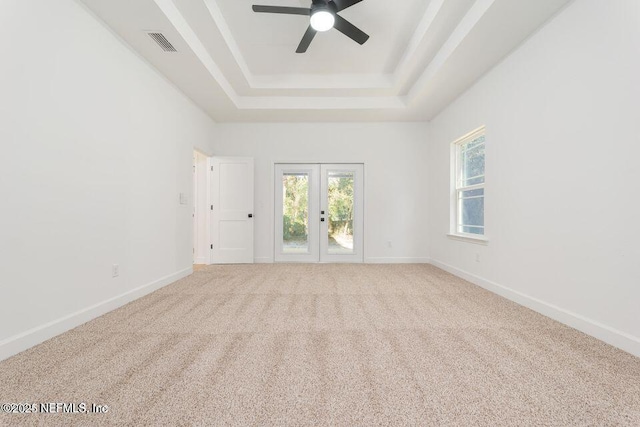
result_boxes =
[429,259,640,358]
[256,256,429,264]
[195,256,208,265]
[0,267,193,362]
[365,257,430,264]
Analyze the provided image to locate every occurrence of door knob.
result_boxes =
[248,213,253,218]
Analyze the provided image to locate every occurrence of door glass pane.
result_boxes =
[327,171,354,254]
[282,173,309,253]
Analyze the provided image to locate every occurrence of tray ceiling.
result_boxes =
[79,0,571,122]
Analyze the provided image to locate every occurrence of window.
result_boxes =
[452,127,485,238]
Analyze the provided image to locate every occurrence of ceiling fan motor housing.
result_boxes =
[312,0,337,15]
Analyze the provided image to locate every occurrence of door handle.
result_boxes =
[248,213,253,218]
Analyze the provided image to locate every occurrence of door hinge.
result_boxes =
[211,166,213,171]
[210,244,213,249]
[210,205,213,210]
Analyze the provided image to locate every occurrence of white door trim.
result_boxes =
[193,150,211,265]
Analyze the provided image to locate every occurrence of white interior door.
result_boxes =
[210,157,254,264]
[275,163,363,263]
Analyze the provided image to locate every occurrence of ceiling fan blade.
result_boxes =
[333,15,369,45]
[332,0,363,12]
[252,5,311,15]
[296,26,317,53]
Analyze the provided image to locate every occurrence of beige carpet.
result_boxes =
[1,264,639,426]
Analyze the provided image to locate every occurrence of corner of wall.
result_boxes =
[0,268,192,362]
[429,259,640,357]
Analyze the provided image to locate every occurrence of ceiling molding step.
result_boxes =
[391,0,445,85]
[406,0,496,104]
[153,0,240,106]
[237,96,406,110]
[250,73,395,90]
[202,0,254,88]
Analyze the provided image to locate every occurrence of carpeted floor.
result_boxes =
[1,264,639,426]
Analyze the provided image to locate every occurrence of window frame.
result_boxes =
[449,126,488,244]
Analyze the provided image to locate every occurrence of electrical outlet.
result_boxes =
[475,253,481,263]
[112,264,119,278]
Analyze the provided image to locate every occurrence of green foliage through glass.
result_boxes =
[282,174,309,245]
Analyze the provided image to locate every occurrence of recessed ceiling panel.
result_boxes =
[216,0,431,75]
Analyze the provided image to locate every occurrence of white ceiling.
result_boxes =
[79,0,571,122]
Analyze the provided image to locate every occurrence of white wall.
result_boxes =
[427,0,640,356]
[0,0,216,360]
[212,122,430,263]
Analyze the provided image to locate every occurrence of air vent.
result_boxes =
[147,32,177,52]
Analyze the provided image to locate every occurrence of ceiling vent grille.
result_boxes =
[147,32,177,52]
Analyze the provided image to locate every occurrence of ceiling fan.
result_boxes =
[252,0,369,53]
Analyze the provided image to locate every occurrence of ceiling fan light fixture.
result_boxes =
[252,1,369,53]
[310,9,335,32]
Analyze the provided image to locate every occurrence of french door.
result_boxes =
[275,164,363,263]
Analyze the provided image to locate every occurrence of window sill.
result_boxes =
[447,233,489,245]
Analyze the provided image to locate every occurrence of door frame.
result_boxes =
[193,149,211,265]
[273,162,365,263]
